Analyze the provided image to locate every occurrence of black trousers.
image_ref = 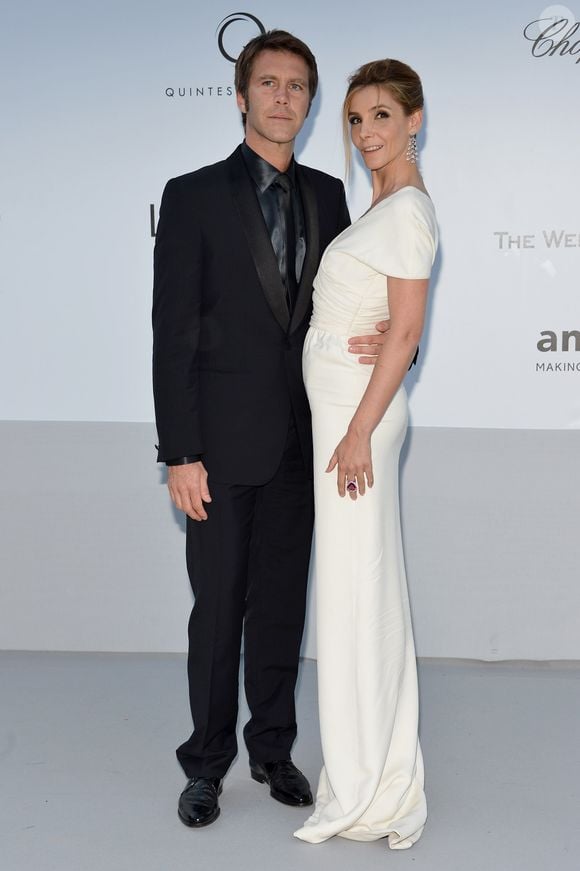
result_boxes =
[176,418,314,778]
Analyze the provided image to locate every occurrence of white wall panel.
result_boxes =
[1,0,578,426]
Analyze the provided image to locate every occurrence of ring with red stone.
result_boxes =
[346,480,357,492]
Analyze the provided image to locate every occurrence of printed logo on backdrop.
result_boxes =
[493,230,580,251]
[524,5,580,63]
[536,329,580,372]
[164,11,266,99]
[217,12,266,62]
[491,231,580,373]
[490,228,579,374]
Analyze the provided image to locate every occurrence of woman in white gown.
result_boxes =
[294,60,438,849]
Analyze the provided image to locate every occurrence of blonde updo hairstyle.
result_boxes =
[342,59,424,175]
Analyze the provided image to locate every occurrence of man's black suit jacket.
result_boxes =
[152,145,350,485]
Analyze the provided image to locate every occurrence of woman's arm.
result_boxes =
[327,275,429,498]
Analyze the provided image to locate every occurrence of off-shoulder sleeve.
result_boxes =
[363,192,438,280]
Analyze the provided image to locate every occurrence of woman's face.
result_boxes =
[347,85,421,172]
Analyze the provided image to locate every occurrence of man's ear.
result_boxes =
[236,91,247,114]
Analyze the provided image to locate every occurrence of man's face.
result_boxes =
[237,49,311,153]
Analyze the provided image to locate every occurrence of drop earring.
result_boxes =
[406,133,417,164]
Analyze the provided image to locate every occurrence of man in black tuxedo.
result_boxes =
[153,30,387,828]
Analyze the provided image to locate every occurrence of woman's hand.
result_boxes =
[326,429,374,500]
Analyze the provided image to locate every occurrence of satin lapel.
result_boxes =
[227,147,290,333]
[290,166,319,335]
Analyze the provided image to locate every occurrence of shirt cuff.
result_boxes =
[165,455,203,466]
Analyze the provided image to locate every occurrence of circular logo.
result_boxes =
[216,12,266,63]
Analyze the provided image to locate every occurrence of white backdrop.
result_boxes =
[1,1,579,660]
[1,0,579,429]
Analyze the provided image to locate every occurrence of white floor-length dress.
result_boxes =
[294,187,438,850]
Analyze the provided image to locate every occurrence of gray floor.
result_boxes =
[1,654,579,871]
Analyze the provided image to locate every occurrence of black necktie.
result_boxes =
[273,173,298,313]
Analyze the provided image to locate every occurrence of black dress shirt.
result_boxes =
[241,141,306,287]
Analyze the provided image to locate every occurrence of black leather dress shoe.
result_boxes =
[178,777,223,827]
[250,759,313,807]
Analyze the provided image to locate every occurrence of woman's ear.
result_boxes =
[409,108,423,136]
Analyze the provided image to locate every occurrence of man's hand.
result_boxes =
[347,319,390,365]
[168,462,212,521]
